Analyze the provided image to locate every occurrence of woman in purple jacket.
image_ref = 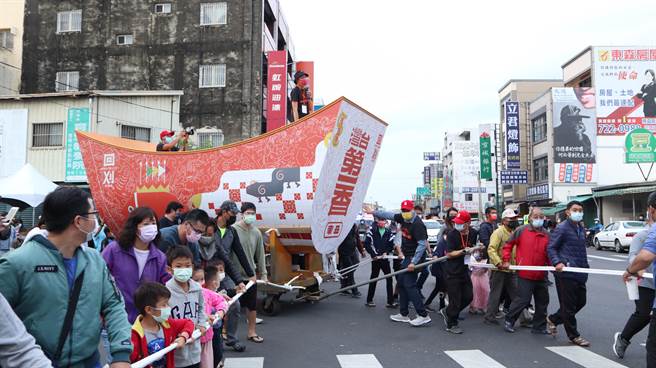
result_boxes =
[102,207,171,323]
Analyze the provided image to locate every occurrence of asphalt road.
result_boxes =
[223,248,650,368]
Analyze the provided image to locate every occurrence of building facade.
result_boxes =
[20,0,296,143]
[0,0,24,95]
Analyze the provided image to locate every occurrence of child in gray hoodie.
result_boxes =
[166,245,207,368]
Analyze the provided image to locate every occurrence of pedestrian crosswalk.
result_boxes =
[224,347,629,367]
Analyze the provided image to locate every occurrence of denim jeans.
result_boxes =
[397,258,427,317]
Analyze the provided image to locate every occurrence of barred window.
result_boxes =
[200,3,227,25]
[197,131,224,148]
[55,71,79,92]
[155,3,172,13]
[32,123,64,147]
[121,125,151,142]
[0,29,15,50]
[199,64,226,88]
[57,10,82,33]
[116,34,133,45]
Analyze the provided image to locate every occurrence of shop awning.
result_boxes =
[542,204,567,216]
[593,185,656,198]
[570,195,594,202]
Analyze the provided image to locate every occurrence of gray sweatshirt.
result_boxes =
[0,292,53,368]
[166,278,206,367]
[628,226,655,289]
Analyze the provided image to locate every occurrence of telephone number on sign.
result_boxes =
[597,123,644,135]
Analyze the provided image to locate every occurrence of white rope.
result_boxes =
[129,280,255,368]
[475,263,653,279]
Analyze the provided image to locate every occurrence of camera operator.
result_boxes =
[156,129,191,152]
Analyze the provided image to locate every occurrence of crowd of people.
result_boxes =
[1,187,655,367]
[357,193,656,367]
[0,187,267,368]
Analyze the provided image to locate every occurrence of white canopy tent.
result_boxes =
[0,163,58,208]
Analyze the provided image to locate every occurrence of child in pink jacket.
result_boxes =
[193,267,228,368]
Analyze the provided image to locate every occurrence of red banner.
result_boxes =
[266,50,288,131]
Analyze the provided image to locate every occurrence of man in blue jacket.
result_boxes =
[546,200,591,347]
[0,187,132,368]
[364,217,396,307]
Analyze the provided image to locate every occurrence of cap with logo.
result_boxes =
[400,200,414,211]
[453,210,472,224]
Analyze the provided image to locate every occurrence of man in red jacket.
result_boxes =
[500,207,550,334]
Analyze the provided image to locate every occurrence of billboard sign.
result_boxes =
[593,47,656,135]
[65,107,90,182]
[504,101,520,169]
[625,128,656,163]
[479,132,492,180]
[527,183,551,200]
[423,152,440,161]
[0,109,28,177]
[500,170,528,184]
[555,163,595,183]
[552,88,596,163]
[266,50,288,131]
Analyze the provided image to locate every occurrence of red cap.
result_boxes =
[160,130,175,140]
[453,210,471,224]
[400,200,414,211]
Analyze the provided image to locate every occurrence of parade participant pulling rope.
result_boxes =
[125,280,256,368]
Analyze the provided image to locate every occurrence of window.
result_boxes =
[197,131,224,148]
[154,3,172,13]
[56,10,82,33]
[465,194,473,201]
[622,199,643,214]
[32,123,63,147]
[121,125,151,142]
[199,64,226,88]
[0,29,15,50]
[200,2,227,25]
[116,34,133,45]
[533,156,548,182]
[532,114,547,143]
[55,71,79,92]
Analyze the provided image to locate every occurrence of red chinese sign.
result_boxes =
[266,50,288,131]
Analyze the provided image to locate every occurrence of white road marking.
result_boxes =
[612,254,629,259]
[337,354,383,368]
[224,357,264,368]
[445,350,506,368]
[588,254,624,262]
[546,346,627,368]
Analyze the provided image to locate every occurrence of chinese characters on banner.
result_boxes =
[526,183,550,200]
[594,47,656,135]
[65,108,90,182]
[266,50,288,131]
[423,152,440,161]
[552,88,597,163]
[500,170,528,184]
[556,163,595,183]
[479,132,492,179]
[423,165,431,187]
[504,101,520,168]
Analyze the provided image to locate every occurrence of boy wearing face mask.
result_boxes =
[231,202,267,343]
[484,208,519,324]
[165,246,208,368]
[131,282,194,368]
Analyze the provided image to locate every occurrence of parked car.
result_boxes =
[593,221,647,253]
[423,219,443,246]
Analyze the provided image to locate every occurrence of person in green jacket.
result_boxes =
[232,202,267,343]
[0,187,132,368]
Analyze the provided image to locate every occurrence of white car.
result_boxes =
[424,220,443,246]
[593,221,648,253]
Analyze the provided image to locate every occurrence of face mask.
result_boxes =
[173,267,193,283]
[138,224,158,243]
[199,235,214,246]
[531,219,544,228]
[489,214,498,221]
[401,212,413,221]
[244,214,256,225]
[454,224,465,231]
[152,306,171,324]
[79,217,99,243]
[218,272,226,282]
[570,211,584,222]
[164,136,173,143]
[507,220,519,230]
[227,215,237,226]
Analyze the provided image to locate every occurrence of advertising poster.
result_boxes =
[266,50,288,131]
[77,98,387,255]
[593,46,656,135]
[552,88,596,163]
[65,107,90,182]
[0,109,28,178]
[504,101,520,168]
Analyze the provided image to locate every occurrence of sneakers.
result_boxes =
[439,308,448,326]
[390,314,411,323]
[613,332,629,359]
[446,325,463,334]
[385,302,398,308]
[365,301,376,307]
[503,320,515,333]
[410,315,432,327]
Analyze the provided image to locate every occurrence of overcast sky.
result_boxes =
[282,0,655,210]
